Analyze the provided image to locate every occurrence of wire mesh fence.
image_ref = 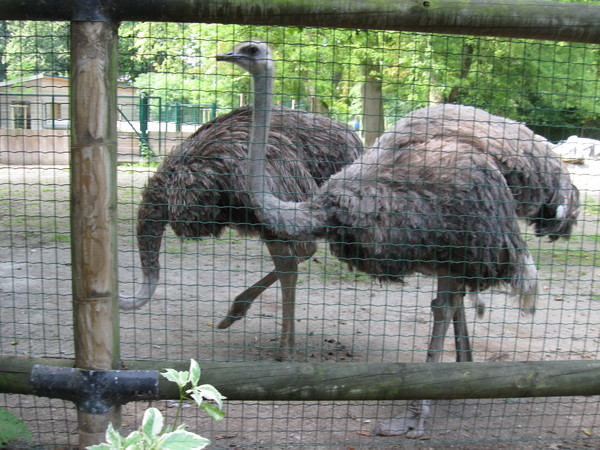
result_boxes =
[0,15,599,449]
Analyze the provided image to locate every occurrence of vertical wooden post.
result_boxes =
[70,19,120,446]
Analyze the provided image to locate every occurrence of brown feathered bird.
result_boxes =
[218,40,541,439]
[120,104,362,361]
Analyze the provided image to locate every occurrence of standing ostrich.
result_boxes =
[120,100,362,361]
[218,41,539,439]
[382,104,580,316]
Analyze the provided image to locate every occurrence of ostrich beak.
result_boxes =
[216,51,238,62]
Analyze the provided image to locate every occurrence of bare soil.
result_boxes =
[1,161,599,449]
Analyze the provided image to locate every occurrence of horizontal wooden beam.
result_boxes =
[2,356,600,402]
[0,0,598,44]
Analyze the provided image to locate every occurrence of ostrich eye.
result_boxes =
[245,45,259,56]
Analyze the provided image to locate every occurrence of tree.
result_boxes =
[5,21,70,78]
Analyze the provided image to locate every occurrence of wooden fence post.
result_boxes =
[70,19,120,447]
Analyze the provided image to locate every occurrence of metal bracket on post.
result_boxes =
[30,365,159,414]
[72,0,110,22]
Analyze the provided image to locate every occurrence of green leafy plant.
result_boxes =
[88,359,225,450]
[0,408,32,446]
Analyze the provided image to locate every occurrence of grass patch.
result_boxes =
[307,249,371,283]
[532,247,600,267]
[583,196,600,216]
[166,243,191,256]
[52,234,71,243]
[118,160,160,171]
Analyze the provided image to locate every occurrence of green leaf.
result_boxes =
[197,384,226,409]
[161,368,188,387]
[199,403,226,422]
[107,423,126,446]
[123,430,142,448]
[141,407,164,439]
[157,429,211,450]
[188,359,201,387]
[86,445,111,450]
[188,390,204,407]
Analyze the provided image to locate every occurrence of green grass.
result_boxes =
[52,234,71,243]
[532,247,600,267]
[118,160,160,171]
[307,249,371,283]
[166,243,191,256]
[583,196,600,216]
[222,229,243,245]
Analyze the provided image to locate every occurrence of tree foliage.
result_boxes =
[0,20,597,138]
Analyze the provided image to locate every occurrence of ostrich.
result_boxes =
[218,40,539,439]
[383,104,580,315]
[120,100,362,361]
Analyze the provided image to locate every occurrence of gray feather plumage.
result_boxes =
[382,104,580,240]
[322,139,536,304]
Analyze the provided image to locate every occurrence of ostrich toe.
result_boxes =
[372,400,430,439]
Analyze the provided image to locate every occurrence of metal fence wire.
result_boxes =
[1,12,600,449]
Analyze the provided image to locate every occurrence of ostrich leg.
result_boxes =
[218,271,279,329]
[374,276,468,439]
[218,240,317,329]
[452,291,473,363]
[218,239,317,361]
[264,240,311,361]
[404,276,466,439]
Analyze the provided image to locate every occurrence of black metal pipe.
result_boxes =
[30,365,159,414]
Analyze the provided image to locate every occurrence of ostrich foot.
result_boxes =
[372,400,430,439]
[274,334,296,362]
[217,299,254,329]
[217,314,242,329]
[275,347,292,362]
[372,416,425,438]
[218,272,280,329]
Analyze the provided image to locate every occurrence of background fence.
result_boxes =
[1,1,600,448]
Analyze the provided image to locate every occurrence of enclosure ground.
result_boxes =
[1,161,599,448]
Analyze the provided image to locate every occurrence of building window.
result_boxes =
[10,102,32,129]
[45,102,64,121]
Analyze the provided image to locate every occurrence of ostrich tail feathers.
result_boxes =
[512,251,538,314]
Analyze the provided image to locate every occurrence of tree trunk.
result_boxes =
[362,33,385,147]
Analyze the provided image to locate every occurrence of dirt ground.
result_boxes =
[1,160,599,449]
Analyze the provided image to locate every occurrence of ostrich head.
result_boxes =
[217,41,273,77]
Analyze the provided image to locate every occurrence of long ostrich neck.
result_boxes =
[247,70,273,202]
[247,64,325,241]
